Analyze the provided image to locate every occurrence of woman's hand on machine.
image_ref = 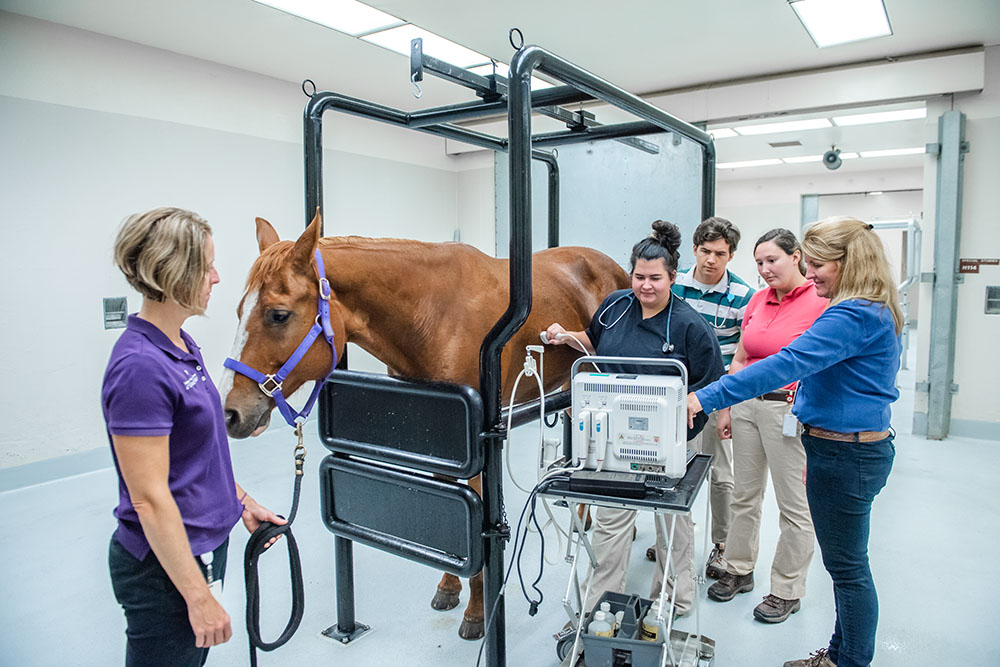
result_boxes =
[686,392,704,428]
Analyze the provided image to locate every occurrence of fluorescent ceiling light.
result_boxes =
[709,128,738,139]
[717,159,783,169]
[782,152,858,163]
[833,108,926,126]
[868,191,884,196]
[734,118,832,135]
[254,0,402,36]
[363,24,489,68]
[789,0,892,48]
[859,147,924,158]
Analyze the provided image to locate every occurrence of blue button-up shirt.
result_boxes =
[696,299,901,432]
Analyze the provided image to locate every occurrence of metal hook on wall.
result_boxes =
[301,79,317,98]
[411,71,423,99]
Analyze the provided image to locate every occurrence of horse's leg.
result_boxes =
[430,471,464,611]
[432,572,462,611]
[459,473,485,640]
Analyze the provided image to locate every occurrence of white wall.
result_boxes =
[715,169,923,288]
[0,15,483,468]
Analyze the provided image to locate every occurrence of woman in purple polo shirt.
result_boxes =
[688,217,903,667]
[103,207,283,666]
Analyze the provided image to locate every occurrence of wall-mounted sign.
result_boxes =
[959,258,999,274]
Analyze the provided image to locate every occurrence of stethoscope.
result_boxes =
[710,282,737,329]
[596,292,676,354]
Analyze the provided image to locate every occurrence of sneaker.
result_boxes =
[753,594,801,623]
[706,570,754,602]
[782,647,836,667]
[645,545,656,562]
[705,543,726,579]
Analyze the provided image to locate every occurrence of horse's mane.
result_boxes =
[245,236,457,291]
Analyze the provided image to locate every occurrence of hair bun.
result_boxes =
[650,219,682,254]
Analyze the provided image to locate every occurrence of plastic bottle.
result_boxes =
[614,610,624,636]
[588,610,614,638]
[599,601,612,616]
[639,599,663,642]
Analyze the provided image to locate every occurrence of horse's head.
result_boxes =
[220,213,346,438]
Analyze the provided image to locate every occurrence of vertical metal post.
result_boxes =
[701,141,716,222]
[304,99,325,232]
[334,535,356,630]
[926,111,967,439]
[546,157,560,248]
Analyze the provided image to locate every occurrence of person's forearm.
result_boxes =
[132,491,212,606]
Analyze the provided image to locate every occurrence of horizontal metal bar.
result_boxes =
[530,120,665,148]
[501,390,571,431]
[407,85,592,129]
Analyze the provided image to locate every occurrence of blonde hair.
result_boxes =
[114,207,212,314]
[801,216,903,333]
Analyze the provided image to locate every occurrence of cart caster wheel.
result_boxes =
[556,634,575,662]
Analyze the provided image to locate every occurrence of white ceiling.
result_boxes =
[4,0,999,178]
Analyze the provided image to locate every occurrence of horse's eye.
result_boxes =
[267,310,291,325]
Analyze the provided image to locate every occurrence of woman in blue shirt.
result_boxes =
[687,217,902,667]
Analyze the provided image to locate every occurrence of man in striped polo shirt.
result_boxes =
[671,217,754,579]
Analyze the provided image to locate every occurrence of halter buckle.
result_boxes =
[318,277,332,301]
[259,374,283,397]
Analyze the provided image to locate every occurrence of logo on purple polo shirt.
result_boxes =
[183,369,198,391]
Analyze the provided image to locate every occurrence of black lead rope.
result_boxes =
[244,425,307,667]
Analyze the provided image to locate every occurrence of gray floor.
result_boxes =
[2,354,999,666]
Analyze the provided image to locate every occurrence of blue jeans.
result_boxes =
[802,433,894,667]
[109,533,229,667]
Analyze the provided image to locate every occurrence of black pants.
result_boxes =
[109,533,229,667]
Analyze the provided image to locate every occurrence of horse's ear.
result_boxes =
[255,217,281,254]
[290,211,322,268]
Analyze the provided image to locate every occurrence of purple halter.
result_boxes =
[224,249,339,427]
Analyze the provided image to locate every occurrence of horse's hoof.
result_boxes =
[431,591,460,611]
[459,618,485,640]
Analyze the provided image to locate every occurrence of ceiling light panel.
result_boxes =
[832,107,927,126]
[790,0,892,48]
[782,152,858,164]
[717,159,784,169]
[859,147,924,158]
[709,128,738,139]
[734,118,832,135]
[254,0,402,36]
[363,24,489,68]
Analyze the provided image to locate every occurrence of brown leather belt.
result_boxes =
[758,391,793,402]
[803,424,891,442]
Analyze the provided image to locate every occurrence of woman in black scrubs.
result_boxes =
[545,219,724,617]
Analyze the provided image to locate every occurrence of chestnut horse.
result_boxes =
[221,213,628,640]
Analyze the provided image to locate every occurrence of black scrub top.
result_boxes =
[585,289,725,440]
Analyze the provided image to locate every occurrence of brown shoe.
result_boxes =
[706,570,754,602]
[705,543,726,579]
[753,594,801,623]
[782,647,835,667]
[645,544,656,562]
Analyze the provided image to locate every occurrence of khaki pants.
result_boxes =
[585,506,694,616]
[691,411,734,545]
[726,398,814,600]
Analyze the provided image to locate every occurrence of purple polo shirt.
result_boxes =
[102,314,244,561]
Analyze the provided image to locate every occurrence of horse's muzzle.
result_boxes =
[225,400,272,439]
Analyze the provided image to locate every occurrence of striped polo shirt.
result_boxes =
[673,268,754,369]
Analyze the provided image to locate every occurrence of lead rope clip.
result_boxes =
[293,423,306,476]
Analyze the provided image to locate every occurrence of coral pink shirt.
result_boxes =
[741,281,828,391]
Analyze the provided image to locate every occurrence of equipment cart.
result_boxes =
[538,454,716,667]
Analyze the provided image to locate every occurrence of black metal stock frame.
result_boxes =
[305,41,715,667]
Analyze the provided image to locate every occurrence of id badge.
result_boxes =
[207,578,224,603]
[782,412,799,437]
